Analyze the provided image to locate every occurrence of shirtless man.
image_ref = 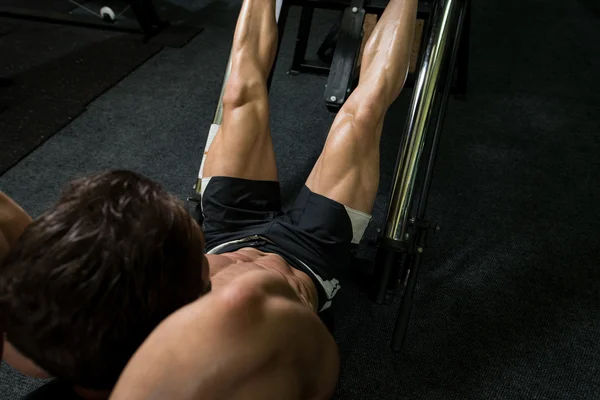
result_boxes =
[0,0,417,397]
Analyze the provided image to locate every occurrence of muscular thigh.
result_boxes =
[202,66,278,182]
[306,90,385,214]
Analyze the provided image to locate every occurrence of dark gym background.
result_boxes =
[1,0,599,398]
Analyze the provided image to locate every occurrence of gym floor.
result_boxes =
[1,0,599,399]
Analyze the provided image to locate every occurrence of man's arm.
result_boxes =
[0,191,31,362]
[0,191,32,263]
[110,270,339,400]
[0,192,50,378]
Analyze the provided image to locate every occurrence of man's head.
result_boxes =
[0,170,208,390]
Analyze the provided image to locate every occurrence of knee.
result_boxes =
[357,64,407,109]
[329,105,383,160]
[344,84,388,127]
[222,68,267,110]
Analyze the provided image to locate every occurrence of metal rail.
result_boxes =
[384,0,459,242]
[389,0,469,351]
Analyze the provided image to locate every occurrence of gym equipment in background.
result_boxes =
[285,0,469,109]
[192,0,471,352]
[371,0,471,351]
[0,0,169,40]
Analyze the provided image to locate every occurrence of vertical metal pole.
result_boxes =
[390,0,468,352]
[384,0,458,243]
[416,0,467,219]
[391,252,421,351]
[373,248,397,304]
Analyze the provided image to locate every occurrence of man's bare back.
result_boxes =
[110,248,338,400]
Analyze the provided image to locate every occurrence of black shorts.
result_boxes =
[200,176,371,312]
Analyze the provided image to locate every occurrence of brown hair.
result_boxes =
[0,170,206,389]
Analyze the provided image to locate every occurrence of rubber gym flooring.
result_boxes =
[1,0,599,398]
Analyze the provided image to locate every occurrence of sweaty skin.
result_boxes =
[110,238,340,400]
[207,247,319,311]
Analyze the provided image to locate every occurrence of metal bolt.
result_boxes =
[330,95,337,102]
[417,247,424,253]
[352,6,358,13]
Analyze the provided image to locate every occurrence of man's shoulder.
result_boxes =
[110,273,324,400]
[182,277,337,398]
[204,268,314,342]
